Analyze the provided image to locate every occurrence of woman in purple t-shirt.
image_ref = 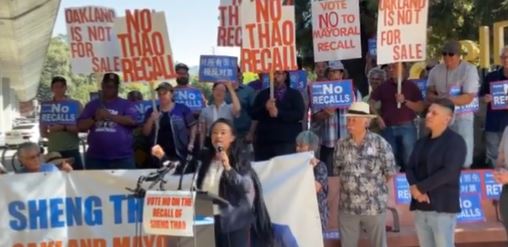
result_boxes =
[77,73,138,170]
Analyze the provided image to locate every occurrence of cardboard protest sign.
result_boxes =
[65,6,121,74]
[310,80,354,110]
[40,101,80,125]
[218,0,242,46]
[311,0,362,62]
[114,9,176,82]
[376,0,429,65]
[173,88,205,113]
[490,80,508,110]
[240,0,297,73]
[199,55,238,82]
[143,190,196,236]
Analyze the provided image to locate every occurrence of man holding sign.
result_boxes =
[39,76,83,170]
[427,40,480,168]
[481,46,508,167]
[370,63,424,171]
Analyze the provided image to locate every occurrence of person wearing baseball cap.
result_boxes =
[77,72,138,169]
[426,40,480,168]
[142,81,197,167]
[333,101,397,247]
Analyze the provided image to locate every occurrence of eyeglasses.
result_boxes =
[442,53,456,57]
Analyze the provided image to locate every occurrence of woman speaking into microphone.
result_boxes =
[153,118,273,246]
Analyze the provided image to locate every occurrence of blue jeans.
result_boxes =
[381,122,417,170]
[450,118,474,168]
[85,156,135,170]
[413,210,457,247]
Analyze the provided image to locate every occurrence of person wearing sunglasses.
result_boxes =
[426,40,480,169]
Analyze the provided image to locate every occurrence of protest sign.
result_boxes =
[311,80,354,110]
[394,174,411,205]
[133,100,157,124]
[114,9,176,82]
[376,0,429,65]
[261,70,307,91]
[490,80,508,110]
[40,101,80,125]
[143,191,195,236]
[459,171,482,194]
[217,0,242,46]
[449,86,479,114]
[311,0,362,62]
[65,6,121,74]
[173,88,205,113]
[198,55,238,82]
[368,37,377,56]
[240,0,297,73]
[484,170,503,199]
[414,79,427,99]
[457,194,485,223]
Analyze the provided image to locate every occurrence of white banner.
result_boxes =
[376,0,429,65]
[0,152,322,247]
[311,0,362,62]
[114,9,176,82]
[240,0,297,73]
[65,6,122,74]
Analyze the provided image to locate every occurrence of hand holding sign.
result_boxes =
[395,93,406,104]
[265,99,278,117]
[95,108,110,121]
[484,94,492,103]
[493,170,508,184]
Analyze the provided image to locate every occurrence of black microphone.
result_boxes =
[217,144,224,152]
[177,153,194,190]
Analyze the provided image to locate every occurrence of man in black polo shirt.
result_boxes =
[406,98,466,247]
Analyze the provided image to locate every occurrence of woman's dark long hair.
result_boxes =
[196,118,274,245]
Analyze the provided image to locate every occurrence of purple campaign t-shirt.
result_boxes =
[78,98,137,160]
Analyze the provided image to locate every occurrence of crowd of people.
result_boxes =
[5,39,508,246]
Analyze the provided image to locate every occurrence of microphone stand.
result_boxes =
[126,160,180,198]
[177,153,193,190]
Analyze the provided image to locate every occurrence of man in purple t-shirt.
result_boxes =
[77,73,137,169]
[370,63,424,171]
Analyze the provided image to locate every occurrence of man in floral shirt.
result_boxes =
[333,102,397,247]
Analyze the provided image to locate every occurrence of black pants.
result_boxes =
[501,185,508,236]
[319,145,335,176]
[214,216,251,247]
[254,142,295,162]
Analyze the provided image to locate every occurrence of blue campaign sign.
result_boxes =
[368,38,377,56]
[457,194,485,223]
[490,80,508,110]
[173,88,205,112]
[483,170,503,199]
[289,70,308,91]
[199,55,238,82]
[40,101,80,125]
[261,71,308,91]
[311,80,354,110]
[449,86,479,114]
[413,79,427,99]
[459,171,482,194]
[394,174,411,205]
[133,100,157,124]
